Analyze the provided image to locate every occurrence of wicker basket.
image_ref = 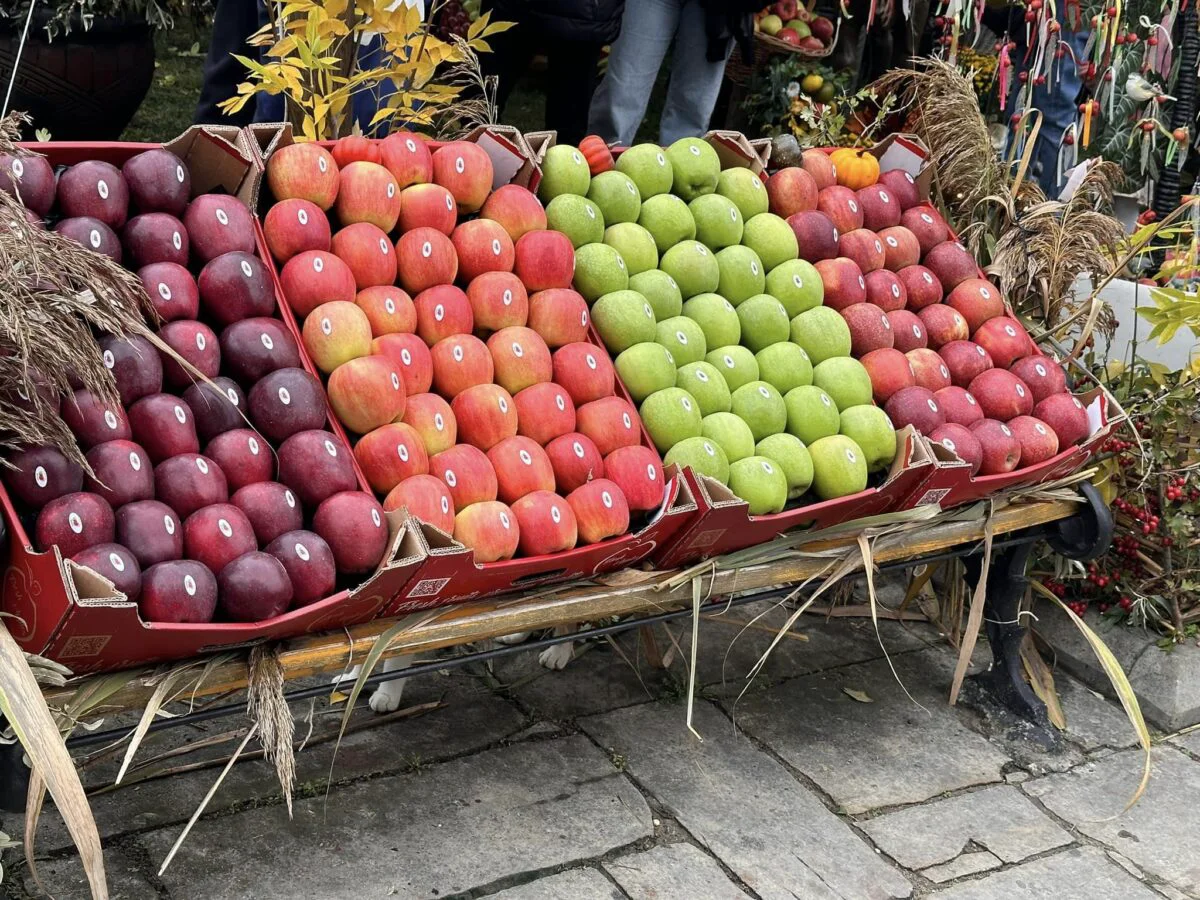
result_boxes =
[725,28,838,87]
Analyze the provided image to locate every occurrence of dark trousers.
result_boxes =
[195,0,261,125]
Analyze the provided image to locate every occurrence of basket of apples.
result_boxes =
[0,128,426,673]
[753,1,836,56]
[257,127,698,612]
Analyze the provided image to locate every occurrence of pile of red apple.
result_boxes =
[754,0,834,51]
[782,150,1092,477]
[261,134,666,564]
[0,148,390,624]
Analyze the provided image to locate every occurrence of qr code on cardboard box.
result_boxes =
[406,577,451,599]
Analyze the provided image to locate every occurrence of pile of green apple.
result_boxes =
[537,139,899,517]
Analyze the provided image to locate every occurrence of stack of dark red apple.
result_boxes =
[0,147,390,625]
[261,135,666,564]
[786,150,1092,478]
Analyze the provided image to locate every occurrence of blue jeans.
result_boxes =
[589,0,732,146]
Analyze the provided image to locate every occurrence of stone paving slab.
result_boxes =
[1054,676,1140,752]
[921,850,1002,883]
[1023,746,1200,893]
[725,650,1011,813]
[17,846,159,900]
[484,869,624,899]
[929,847,1162,899]
[859,784,1072,871]
[138,736,651,900]
[602,843,752,899]
[581,700,913,900]
[1170,728,1200,757]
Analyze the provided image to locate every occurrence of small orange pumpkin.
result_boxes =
[829,148,880,190]
[579,135,615,175]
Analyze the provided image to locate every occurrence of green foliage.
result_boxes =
[744,54,851,139]
[0,0,212,36]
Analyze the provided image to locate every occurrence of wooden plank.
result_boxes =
[44,498,1078,712]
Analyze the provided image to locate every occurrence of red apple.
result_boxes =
[158,319,220,389]
[327,354,406,434]
[139,559,217,623]
[816,185,863,234]
[313,491,389,573]
[414,284,474,346]
[887,309,926,352]
[72,542,142,600]
[138,262,199,322]
[514,230,575,292]
[905,347,952,392]
[767,167,818,217]
[431,333,493,398]
[431,141,494,213]
[1007,415,1060,466]
[357,285,416,337]
[527,288,590,347]
[452,218,515,283]
[969,418,1021,475]
[576,396,641,456]
[0,152,55,216]
[396,183,457,235]
[488,435,555,503]
[1010,355,1068,403]
[403,393,457,455]
[99,334,162,406]
[198,251,275,326]
[85,440,153,507]
[923,241,978,292]
[122,212,188,268]
[374,332,433,395]
[842,302,894,355]
[918,304,969,348]
[301,300,373,374]
[567,478,630,543]
[55,217,121,261]
[384,474,454,534]
[968,369,1034,421]
[552,341,615,405]
[220,317,303,384]
[1033,393,1090,447]
[276,429,355,505]
[884,385,944,435]
[898,264,943,309]
[335,161,400,231]
[901,205,948,254]
[878,225,920,271]
[397,227,459,295]
[973,316,1031,369]
[61,390,131,449]
[266,143,339,210]
[856,184,901,231]
[946,278,1004,333]
[183,194,256,263]
[929,423,983,475]
[546,432,605,494]
[453,500,519,563]
[206,429,275,492]
[603,445,664,511]
[3,445,83,509]
[480,183,547,242]
[468,271,530,332]
[860,348,915,403]
[57,160,128,228]
[452,383,518,450]
[514,382,576,445]
[488,326,553,395]
[878,169,921,210]
[331,222,397,290]
[512,490,577,556]
[231,481,303,546]
[128,393,200,463]
[864,268,906,311]
[814,257,866,310]
[330,134,381,169]
[379,130,433,189]
[838,228,885,274]
[354,422,429,493]
[787,210,840,262]
[430,443,498,510]
[154,453,228,519]
[800,149,837,190]
[182,502,256,575]
[263,198,331,263]
[934,385,985,426]
[940,340,994,387]
[115,499,182,567]
[266,530,337,607]
[218,551,294,621]
[280,250,357,318]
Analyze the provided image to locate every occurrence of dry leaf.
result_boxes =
[842,688,874,703]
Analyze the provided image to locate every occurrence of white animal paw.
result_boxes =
[333,665,361,688]
[538,642,575,671]
[368,679,405,713]
[494,631,532,646]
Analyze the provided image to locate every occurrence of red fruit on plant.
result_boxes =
[479,183,548,243]
[157,319,220,389]
[313,491,389,574]
[567,478,630,543]
[814,257,866,310]
[154,453,228,519]
[514,382,576,445]
[396,183,458,235]
[206,429,275,492]
[488,435,555,503]
[918,304,969,348]
[330,135,381,169]
[122,212,188,267]
[354,423,429,493]
[842,302,895,355]
[467,271,529,332]
[431,333,493,398]
[331,222,397,290]
[266,530,337,607]
[431,141,494,213]
[905,347,952,392]
[897,264,943,309]
[579,135,615,176]
[219,317,302,384]
[940,340,994,387]
[266,142,339,210]
[934,386,985,426]
[800,149,838,191]
[263,198,331,263]
[787,210,840,262]
[0,152,55,216]
[383,474,454,534]
[61,390,131,449]
[855,184,901,231]
[85,440,153,507]
[552,341,616,405]
[603,445,664,511]
[373,332,433,395]
[35,491,113,557]
[57,160,128,228]
[923,241,978,292]
[99,334,163,406]
[967,369,1034,421]
[379,130,433,189]
[488,326,553,395]
[838,228,885,273]
[887,309,926,352]
[860,348,916,403]
[527,288,590,347]
[901,206,949,254]
[946,278,1004,333]
[884,385,945,434]
[403,393,457,455]
[54,217,121,262]
[218,551,294,621]
[514,230,575,291]
[1033,392,1090,447]
[334,161,401,232]
[356,285,416,336]
[430,443,498,510]
[929,423,983,474]
[72,542,142,600]
[247,367,328,443]
[577,396,641,456]
[452,218,515,283]
[878,169,921,210]
[183,194,256,263]
[864,269,906,311]
[139,560,217,623]
[139,261,199,322]
[280,250,357,317]
[878,226,921,271]
[511,490,578,556]
[766,167,818,217]
[1007,415,1060,466]
[546,432,606,494]
[1009,355,1068,403]
[973,316,1031,369]
[3,446,83,509]
[397,227,459,295]
[327,354,406,434]
[115,500,182,567]
[453,500,520,563]
[301,300,373,374]
[198,251,275,326]
[969,419,1021,475]
[276,429,355,506]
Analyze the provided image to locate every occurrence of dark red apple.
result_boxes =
[205,429,275,491]
[54,217,122,262]
[3,445,84,509]
[183,194,257,263]
[967,369,1034,421]
[313,491,389,574]
[923,241,978,293]
[973,316,1031,369]
[929,423,983,475]
[933,386,985,426]
[61,389,132,448]
[57,160,128,229]
[787,210,840,262]
[897,264,943,310]
[878,169,921,210]
[122,213,188,268]
[901,206,949,254]
[864,269,906,312]
[122,148,190,216]
[277,429,357,507]
[940,340,994,388]
[219,318,303,384]
[842,302,895,355]
[266,530,337,607]
[197,251,276,326]
[115,500,184,567]
[1008,415,1060,466]
[1009,355,1068,403]
[884,385,944,435]
[218,551,293,621]
[231,481,304,546]
[154,454,229,519]
[128,393,201,463]
[158,320,221,389]
[138,262,199,322]
[139,560,217,623]
[887,309,926,352]
[969,418,1021,475]
[1033,393,1091,447]
[85,440,154,507]
[248,367,329,442]
[35,491,114,557]
[71,542,142,600]
[183,377,248,441]
[0,152,55,216]
[183,503,257,575]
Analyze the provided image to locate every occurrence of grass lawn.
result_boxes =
[122,19,669,144]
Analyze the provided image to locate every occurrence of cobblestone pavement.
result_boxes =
[3,600,1195,900]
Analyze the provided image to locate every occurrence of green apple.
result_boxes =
[587,170,641,225]
[538,144,591,201]
[629,269,683,320]
[730,380,786,441]
[682,292,740,348]
[591,290,657,354]
[659,240,720,299]
[728,455,788,515]
[783,385,840,445]
[705,344,759,392]
[615,143,674,198]
[640,387,702,453]
[756,432,814,498]
[715,245,766,306]
[717,166,769,220]
[604,222,658,276]
[573,242,629,302]
[755,341,813,394]
[676,361,732,416]
[701,411,756,462]
[639,194,697,253]
[736,294,791,352]
[786,19,812,37]
[812,357,873,410]
[545,194,604,248]
[665,137,721,201]
[665,436,730,485]
[808,434,869,500]
[741,212,799,271]
[790,306,852,364]
[655,315,707,366]
[838,405,898,472]
[615,341,677,403]
[765,258,823,317]
[689,194,743,250]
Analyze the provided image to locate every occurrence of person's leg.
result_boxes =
[195,0,261,125]
[658,0,733,144]
[588,0,680,145]
[545,42,605,145]
[1030,26,1090,196]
